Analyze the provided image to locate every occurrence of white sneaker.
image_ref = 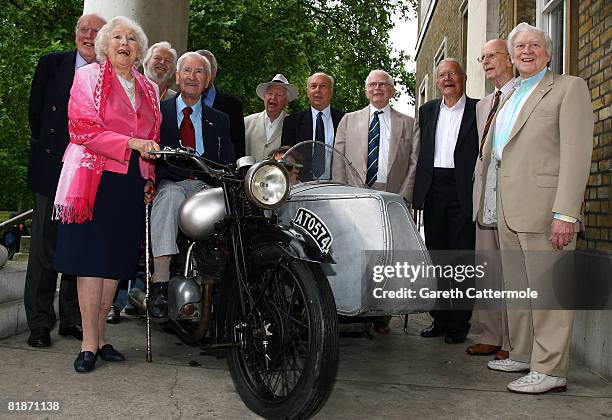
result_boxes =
[487,358,530,372]
[507,371,567,394]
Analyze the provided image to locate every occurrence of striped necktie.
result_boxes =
[479,90,501,158]
[366,110,382,186]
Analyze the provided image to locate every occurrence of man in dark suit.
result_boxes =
[197,49,245,158]
[148,52,235,319]
[281,72,344,149]
[24,13,106,348]
[413,58,479,344]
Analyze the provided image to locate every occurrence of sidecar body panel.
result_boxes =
[278,183,436,317]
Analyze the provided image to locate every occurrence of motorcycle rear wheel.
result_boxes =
[226,244,338,419]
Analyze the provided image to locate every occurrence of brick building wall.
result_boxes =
[577,0,612,251]
[415,0,465,104]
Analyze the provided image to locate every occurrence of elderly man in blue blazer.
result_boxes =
[148,52,235,319]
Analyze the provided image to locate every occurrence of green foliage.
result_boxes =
[188,0,416,115]
[0,0,83,210]
[0,0,416,210]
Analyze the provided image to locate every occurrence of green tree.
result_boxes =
[188,0,416,115]
[0,0,83,210]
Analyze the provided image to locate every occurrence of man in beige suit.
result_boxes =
[334,69,419,204]
[334,69,419,334]
[480,23,593,394]
[244,74,298,161]
[466,39,514,360]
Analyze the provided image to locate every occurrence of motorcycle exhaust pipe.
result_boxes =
[128,287,147,313]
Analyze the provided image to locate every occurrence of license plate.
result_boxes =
[291,208,333,254]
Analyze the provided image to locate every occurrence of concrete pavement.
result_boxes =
[0,314,610,419]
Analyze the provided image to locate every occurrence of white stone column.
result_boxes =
[83,0,190,56]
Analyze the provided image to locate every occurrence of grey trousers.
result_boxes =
[151,179,208,257]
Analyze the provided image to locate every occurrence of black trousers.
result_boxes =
[423,168,475,333]
[24,193,80,330]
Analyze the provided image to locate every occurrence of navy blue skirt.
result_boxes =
[55,153,145,280]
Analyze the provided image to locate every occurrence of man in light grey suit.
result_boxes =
[334,69,419,204]
[244,74,298,161]
[466,39,514,360]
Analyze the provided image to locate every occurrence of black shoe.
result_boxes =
[74,351,97,373]
[27,327,51,348]
[58,325,83,341]
[444,330,467,344]
[148,282,169,320]
[97,344,125,362]
[124,306,141,316]
[420,322,446,338]
[106,305,121,324]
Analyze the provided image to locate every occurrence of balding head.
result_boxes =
[479,39,514,88]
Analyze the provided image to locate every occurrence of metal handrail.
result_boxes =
[0,209,33,234]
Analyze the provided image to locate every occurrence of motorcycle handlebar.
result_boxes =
[147,148,229,183]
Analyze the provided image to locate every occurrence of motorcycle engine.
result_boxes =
[178,187,227,240]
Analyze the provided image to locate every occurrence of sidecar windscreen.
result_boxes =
[283,141,365,188]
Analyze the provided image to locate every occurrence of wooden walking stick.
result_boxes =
[145,202,152,362]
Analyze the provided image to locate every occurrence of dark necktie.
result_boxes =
[366,110,382,187]
[180,106,195,149]
[479,90,502,158]
[313,111,325,177]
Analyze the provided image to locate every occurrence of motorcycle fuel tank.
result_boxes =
[178,187,227,241]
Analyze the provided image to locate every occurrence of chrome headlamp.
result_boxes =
[244,160,290,209]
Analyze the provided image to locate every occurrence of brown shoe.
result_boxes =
[495,350,510,360]
[465,343,501,355]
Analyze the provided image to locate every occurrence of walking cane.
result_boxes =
[145,202,152,362]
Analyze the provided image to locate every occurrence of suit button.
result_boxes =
[45,148,51,154]
[51,105,57,112]
[49,128,55,133]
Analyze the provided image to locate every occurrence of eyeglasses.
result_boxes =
[477,52,509,63]
[436,71,463,80]
[367,81,392,89]
[78,26,99,35]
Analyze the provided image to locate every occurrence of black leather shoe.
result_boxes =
[97,344,125,362]
[27,327,51,348]
[420,322,446,338]
[444,330,467,344]
[74,351,97,373]
[58,325,83,341]
[148,282,169,320]
[106,305,121,324]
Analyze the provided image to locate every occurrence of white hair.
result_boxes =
[364,70,395,87]
[176,51,211,74]
[95,16,148,66]
[196,49,217,73]
[507,22,553,58]
[143,41,177,81]
[75,13,106,34]
[436,58,466,74]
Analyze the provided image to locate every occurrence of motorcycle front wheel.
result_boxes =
[226,244,339,419]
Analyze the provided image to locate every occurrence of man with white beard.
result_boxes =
[143,41,177,100]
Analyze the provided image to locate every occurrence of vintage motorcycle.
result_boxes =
[130,146,339,419]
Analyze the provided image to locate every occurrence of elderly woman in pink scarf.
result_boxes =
[53,16,161,373]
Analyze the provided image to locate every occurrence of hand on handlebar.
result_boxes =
[128,138,160,159]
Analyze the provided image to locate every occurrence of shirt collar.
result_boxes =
[75,51,89,69]
[440,93,466,111]
[177,94,202,115]
[515,68,547,91]
[496,78,516,97]
[369,103,390,116]
[311,105,331,120]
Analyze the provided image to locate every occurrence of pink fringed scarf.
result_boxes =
[54,60,160,223]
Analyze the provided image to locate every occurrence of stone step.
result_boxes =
[0,260,27,303]
[0,299,28,339]
[12,253,29,263]
[19,235,31,254]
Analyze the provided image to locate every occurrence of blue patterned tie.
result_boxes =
[366,110,382,186]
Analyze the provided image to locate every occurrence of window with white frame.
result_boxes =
[418,75,429,113]
[537,0,566,73]
[432,37,447,96]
